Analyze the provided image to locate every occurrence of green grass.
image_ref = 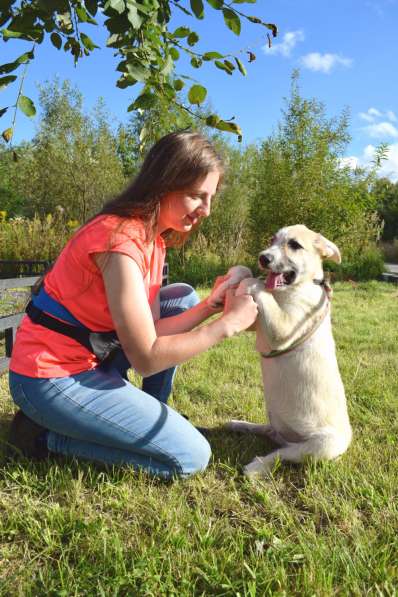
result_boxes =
[0,282,397,596]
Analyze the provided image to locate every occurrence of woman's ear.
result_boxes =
[314,234,341,263]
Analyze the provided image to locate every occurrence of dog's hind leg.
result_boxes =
[243,430,351,477]
[225,420,286,445]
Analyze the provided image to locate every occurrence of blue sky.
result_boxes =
[1,0,398,180]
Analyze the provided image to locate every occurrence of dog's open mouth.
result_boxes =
[265,270,296,290]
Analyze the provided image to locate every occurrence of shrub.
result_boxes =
[379,240,398,264]
[327,246,385,281]
[0,212,78,262]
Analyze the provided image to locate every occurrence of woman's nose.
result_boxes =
[198,198,211,217]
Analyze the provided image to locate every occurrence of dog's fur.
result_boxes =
[227,225,352,477]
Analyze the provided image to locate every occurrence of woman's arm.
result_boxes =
[96,253,257,377]
[154,298,217,336]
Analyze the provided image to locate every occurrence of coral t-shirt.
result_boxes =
[10,215,166,378]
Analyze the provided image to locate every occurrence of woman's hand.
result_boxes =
[221,288,258,336]
[207,265,252,309]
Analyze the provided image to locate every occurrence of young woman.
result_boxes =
[8,131,257,479]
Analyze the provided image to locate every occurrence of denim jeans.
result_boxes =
[9,283,211,479]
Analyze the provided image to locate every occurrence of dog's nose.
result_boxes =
[259,253,273,268]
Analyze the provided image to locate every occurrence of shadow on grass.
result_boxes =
[0,415,280,484]
[196,424,279,471]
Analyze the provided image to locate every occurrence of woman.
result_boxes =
[8,131,257,479]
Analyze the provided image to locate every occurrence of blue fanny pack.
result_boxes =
[26,287,121,363]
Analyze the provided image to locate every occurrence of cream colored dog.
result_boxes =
[227,225,352,477]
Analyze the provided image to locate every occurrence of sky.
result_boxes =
[1,0,398,181]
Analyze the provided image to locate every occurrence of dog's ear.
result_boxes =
[314,235,341,263]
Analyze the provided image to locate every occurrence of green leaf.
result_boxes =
[215,119,242,136]
[0,61,19,74]
[2,29,23,39]
[17,95,36,117]
[203,51,224,60]
[173,79,184,91]
[162,54,174,76]
[188,84,207,105]
[265,23,278,37]
[190,56,202,68]
[0,107,8,118]
[128,92,157,110]
[80,32,99,51]
[104,0,125,14]
[2,127,12,142]
[223,8,241,35]
[127,4,143,28]
[85,0,98,16]
[190,0,204,19]
[235,57,246,75]
[214,60,233,74]
[205,114,220,127]
[170,47,180,60]
[125,61,149,81]
[0,74,17,90]
[116,74,137,88]
[0,51,34,74]
[173,26,190,38]
[50,31,62,49]
[76,5,97,24]
[187,31,199,46]
[206,0,223,8]
[223,59,235,71]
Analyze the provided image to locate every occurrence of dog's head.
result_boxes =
[259,225,341,291]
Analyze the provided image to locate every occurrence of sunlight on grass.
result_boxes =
[0,282,397,595]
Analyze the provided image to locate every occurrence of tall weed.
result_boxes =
[0,212,78,262]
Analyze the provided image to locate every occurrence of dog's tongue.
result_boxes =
[265,272,284,290]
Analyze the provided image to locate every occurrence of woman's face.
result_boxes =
[158,170,220,233]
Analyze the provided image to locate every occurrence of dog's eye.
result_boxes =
[288,239,303,251]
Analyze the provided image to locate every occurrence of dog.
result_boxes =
[226,225,352,477]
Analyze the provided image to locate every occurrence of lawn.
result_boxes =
[0,282,397,596]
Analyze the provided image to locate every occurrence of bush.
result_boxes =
[0,212,78,262]
[327,246,385,281]
[379,240,398,264]
[167,248,253,286]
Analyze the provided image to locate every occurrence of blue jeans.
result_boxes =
[9,283,211,479]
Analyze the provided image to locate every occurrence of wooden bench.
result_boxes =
[0,263,170,374]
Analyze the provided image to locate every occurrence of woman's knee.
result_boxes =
[177,431,211,477]
[160,283,200,313]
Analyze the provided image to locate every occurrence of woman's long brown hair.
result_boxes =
[97,130,224,246]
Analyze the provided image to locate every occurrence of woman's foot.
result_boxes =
[7,410,49,459]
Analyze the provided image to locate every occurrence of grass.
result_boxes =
[0,281,397,596]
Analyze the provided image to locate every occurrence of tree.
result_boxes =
[11,78,126,221]
[248,72,382,261]
[373,177,398,241]
[0,0,277,144]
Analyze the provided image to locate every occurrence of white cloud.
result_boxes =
[343,144,398,182]
[300,52,353,73]
[364,122,398,138]
[359,108,382,122]
[263,30,305,57]
[359,108,397,123]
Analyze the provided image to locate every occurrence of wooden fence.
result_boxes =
[0,276,39,375]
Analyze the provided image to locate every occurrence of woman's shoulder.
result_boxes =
[79,214,147,242]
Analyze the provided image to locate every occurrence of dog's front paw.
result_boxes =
[236,277,263,298]
[243,456,274,478]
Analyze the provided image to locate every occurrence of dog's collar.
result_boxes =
[260,284,331,360]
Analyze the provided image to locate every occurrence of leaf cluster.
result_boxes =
[0,0,277,143]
